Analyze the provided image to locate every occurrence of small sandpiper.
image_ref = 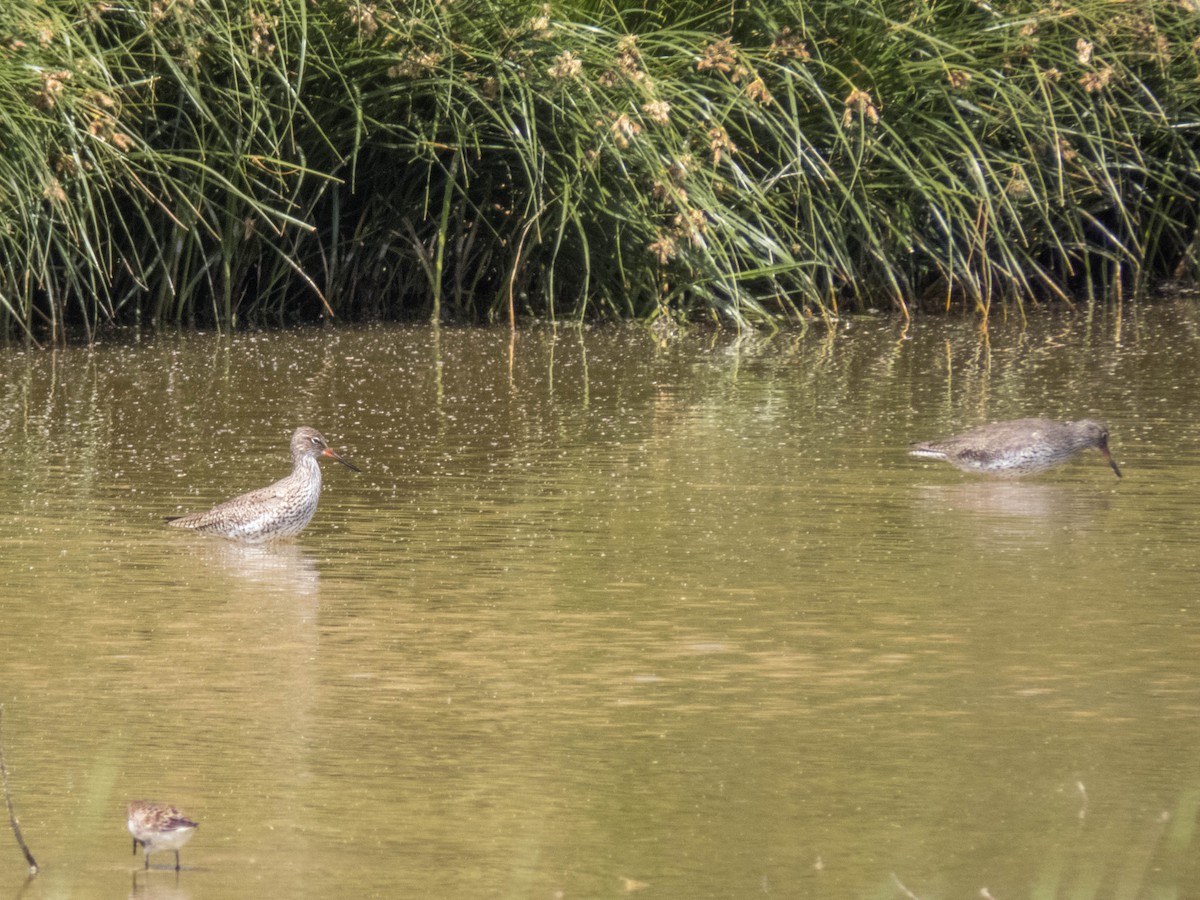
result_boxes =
[910,418,1121,478]
[128,800,199,871]
[167,426,359,542]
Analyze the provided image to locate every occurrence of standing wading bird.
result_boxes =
[910,418,1121,478]
[166,426,360,541]
[128,800,199,871]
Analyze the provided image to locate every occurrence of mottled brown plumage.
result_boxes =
[127,800,198,870]
[910,418,1120,477]
[167,427,359,542]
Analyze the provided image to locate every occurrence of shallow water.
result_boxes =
[1,305,1199,898]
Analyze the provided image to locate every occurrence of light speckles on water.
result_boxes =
[1,313,1199,896]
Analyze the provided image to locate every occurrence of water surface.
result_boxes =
[1,305,1199,898]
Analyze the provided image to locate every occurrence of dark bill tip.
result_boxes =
[1101,447,1121,478]
[323,447,361,473]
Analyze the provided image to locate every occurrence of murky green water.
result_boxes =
[2,305,1199,898]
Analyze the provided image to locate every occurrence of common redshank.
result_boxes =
[910,418,1121,477]
[166,426,359,542]
[127,800,198,871]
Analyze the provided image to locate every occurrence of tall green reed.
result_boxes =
[0,0,1197,338]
